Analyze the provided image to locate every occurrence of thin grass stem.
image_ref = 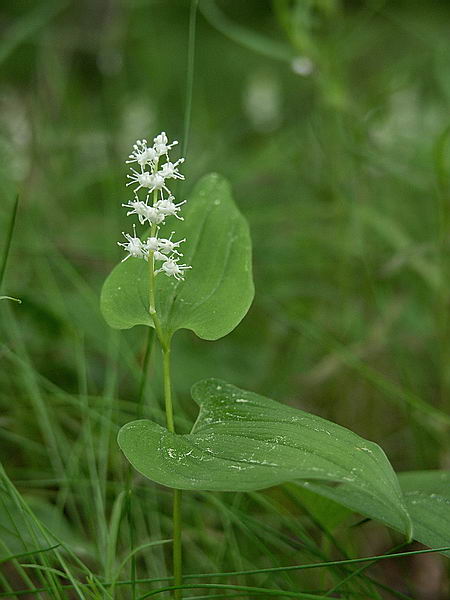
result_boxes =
[0,194,19,291]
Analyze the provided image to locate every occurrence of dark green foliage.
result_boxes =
[1,1,450,598]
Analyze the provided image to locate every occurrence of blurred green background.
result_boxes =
[1,0,450,598]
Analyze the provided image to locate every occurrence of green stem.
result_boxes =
[148,248,166,346]
[162,346,182,599]
[147,158,167,346]
[182,0,198,159]
[146,174,183,596]
[137,327,155,418]
[172,489,183,600]
[0,194,19,293]
[162,346,175,433]
[148,309,183,600]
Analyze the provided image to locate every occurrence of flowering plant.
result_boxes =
[101,132,416,598]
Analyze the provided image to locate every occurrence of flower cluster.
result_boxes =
[118,132,191,281]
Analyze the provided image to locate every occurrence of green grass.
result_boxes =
[1,0,450,598]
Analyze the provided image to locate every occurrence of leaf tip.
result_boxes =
[191,377,228,405]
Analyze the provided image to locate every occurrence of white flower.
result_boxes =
[122,200,165,225]
[126,139,158,168]
[150,173,164,189]
[153,132,178,157]
[118,225,148,261]
[122,199,150,224]
[145,205,166,225]
[126,169,152,192]
[157,231,185,256]
[145,236,160,252]
[154,250,167,261]
[158,158,185,181]
[155,256,192,281]
[155,196,186,220]
[126,169,170,195]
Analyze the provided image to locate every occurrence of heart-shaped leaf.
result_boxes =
[118,378,412,537]
[100,173,254,340]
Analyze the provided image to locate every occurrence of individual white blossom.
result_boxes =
[126,139,158,167]
[147,173,168,194]
[154,250,167,262]
[122,199,165,225]
[157,232,185,256]
[126,168,151,191]
[155,257,192,281]
[155,197,186,220]
[119,131,191,282]
[153,132,178,157]
[126,169,170,195]
[145,236,160,252]
[145,206,166,225]
[122,199,149,224]
[118,224,148,262]
[158,159,185,180]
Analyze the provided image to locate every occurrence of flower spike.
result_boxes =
[119,131,190,281]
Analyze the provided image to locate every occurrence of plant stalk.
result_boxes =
[161,341,183,599]
[147,198,183,597]
[173,486,183,598]
[162,346,175,433]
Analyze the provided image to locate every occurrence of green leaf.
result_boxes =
[100,173,254,340]
[118,378,412,538]
[399,471,450,554]
[286,483,352,533]
[0,494,91,559]
[296,471,450,554]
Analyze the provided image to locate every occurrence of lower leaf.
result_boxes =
[296,471,450,554]
[118,378,412,538]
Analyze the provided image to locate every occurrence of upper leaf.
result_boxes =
[100,173,254,340]
[118,378,412,537]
